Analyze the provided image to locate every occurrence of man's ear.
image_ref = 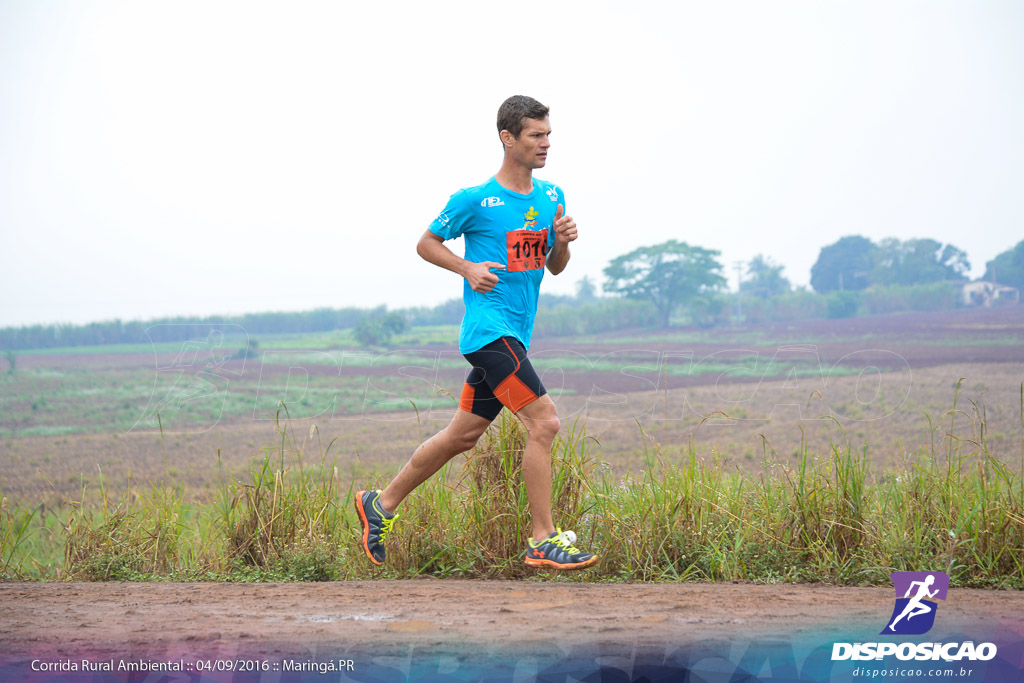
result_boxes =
[499,130,515,148]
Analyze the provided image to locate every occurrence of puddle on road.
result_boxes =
[298,614,389,623]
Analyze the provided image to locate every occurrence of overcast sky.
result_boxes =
[2,1,1021,327]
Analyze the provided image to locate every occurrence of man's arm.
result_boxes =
[417,230,504,293]
[546,204,576,276]
[547,240,570,275]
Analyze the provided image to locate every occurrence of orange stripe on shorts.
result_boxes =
[501,338,522,371]
[494,373,538,414]
[459,382,475,413]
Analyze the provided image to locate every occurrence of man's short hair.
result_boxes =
[497,95,549,139]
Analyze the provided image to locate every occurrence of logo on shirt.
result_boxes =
[480,197,505,208]
[437,211,450,227]
[522,207,539,229]
[546,186,559,202]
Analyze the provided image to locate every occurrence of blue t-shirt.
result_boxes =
[429,176,564,354]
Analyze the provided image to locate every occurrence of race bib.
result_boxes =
[506,228,549,272]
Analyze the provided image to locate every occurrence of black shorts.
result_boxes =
[459,336,547,421]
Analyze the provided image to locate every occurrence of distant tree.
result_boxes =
[354,320,384,346]
[689,294,729,328]
[603,240,726,327]
[810,235,875,293]
[742,254,791,299]
[381,311,407,336]
[538,293,577,309]
[826,291,860,319]
[235,339,260,360]
[406,298,464,326]
[870,238,970,286]
[575,275,598,302]
[984,240,1024,290]
[939,244,971,280]
[433,297,465,324]
[354,311,407,346]
[0,306,376,351]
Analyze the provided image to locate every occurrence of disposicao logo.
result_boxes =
[882,571,948,635]
[831,570,997,663]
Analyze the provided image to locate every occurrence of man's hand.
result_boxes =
[553,204,577,244]
[464,261,505,293]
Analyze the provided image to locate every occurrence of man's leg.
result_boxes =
[356,360,502,566]
[515,392,598,570]
[489,338,595,570]
[513,394,560,541]
[380,408,492,514]
[355,407,492,565]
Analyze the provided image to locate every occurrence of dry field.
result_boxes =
[1,306,1022,505]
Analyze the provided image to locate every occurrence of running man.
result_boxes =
[355,95,597,571]
[888,574,939,631]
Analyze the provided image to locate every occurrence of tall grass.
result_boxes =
[219,410,349,578]
[1,484,38,580]
[1,386,1022,586]
[375,413,595,579]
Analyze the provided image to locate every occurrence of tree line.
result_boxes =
[2,238,1021,351]
[598,236,1022,329]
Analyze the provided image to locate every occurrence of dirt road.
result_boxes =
[2,581,1022,658]
[4,581,1024,681]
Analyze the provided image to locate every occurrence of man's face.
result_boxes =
[506,116,551,169]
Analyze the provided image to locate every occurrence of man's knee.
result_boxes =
[522,410,560,442]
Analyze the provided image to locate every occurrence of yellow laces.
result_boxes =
[379,514,398,542]
[550,527,581,554]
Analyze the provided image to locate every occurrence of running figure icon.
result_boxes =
[888,574,939,631]
[882,570,948,635]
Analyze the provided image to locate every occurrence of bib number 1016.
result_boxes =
[506,228,549,272]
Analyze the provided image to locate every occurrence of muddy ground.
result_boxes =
[2,581,1023,663]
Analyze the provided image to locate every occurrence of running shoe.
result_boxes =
[524,528,598,570]
[354,490,397,565]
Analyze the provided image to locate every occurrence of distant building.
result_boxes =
[961,280,1020,307]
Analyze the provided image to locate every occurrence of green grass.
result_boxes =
[8,325,462,357]
[546,328,1022,349]
[2,382,1022,586]
[12,320,1016,359]
[0,361,463,435]
[914,336,1024,347]
[530,354,861,380]
[257,350,466,368]
[4,316,1016,438]
[1,345,865,437]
